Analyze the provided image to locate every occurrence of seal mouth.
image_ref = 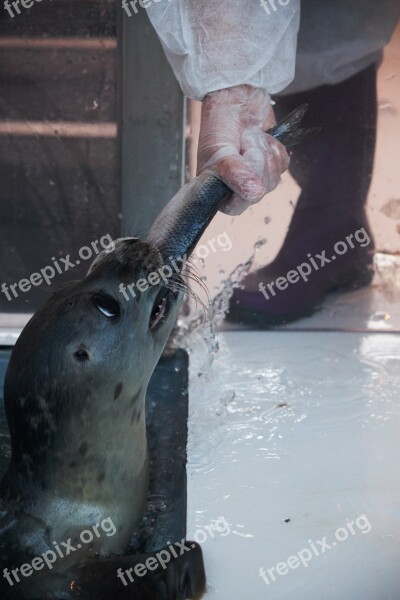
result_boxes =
[149,286,179,332]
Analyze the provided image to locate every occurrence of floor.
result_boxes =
[186,322,400,599]
[219,253,400,334]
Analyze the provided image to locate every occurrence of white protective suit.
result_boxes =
[146,0,399,100]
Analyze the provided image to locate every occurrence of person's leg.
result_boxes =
[228,64,378,326]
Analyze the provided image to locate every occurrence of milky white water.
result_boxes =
[186,330,400,599]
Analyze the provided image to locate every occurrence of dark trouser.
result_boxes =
[228,65,378,325]
[273,63,378,248]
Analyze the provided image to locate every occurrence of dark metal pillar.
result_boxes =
[119,7,185,236]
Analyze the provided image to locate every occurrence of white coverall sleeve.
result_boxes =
[146,1,300,100]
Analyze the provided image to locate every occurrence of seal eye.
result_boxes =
[92,293,120,320]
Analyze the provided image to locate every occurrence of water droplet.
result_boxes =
[254,238,267,251]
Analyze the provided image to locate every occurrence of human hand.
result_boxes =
[197,85,290,215]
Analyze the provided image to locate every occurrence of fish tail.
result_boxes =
[268,103,321,148]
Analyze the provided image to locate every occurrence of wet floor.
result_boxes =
[186,330,400,599]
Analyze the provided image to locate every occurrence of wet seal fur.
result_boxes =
[0,238,205,599]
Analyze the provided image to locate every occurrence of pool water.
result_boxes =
[187,330,400,600]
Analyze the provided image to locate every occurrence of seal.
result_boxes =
[0,238,205,599]
[0,106,311,599]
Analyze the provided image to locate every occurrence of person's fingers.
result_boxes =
[240,127,290,192]
[221,146,284,215]
[201,134,289,215]
[240,125,268,154]
[241,128,289,172]
[263,140,290,192]
[211,153,267,203]
[196,143,238,176]
[216,150,267,216]
[262,138,290,192]
[220,193,251,216]
[273,136,291,172]
[198,86,275,166]
[261,108,276,131]
[196,85,287,215]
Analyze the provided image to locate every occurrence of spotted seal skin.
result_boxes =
[0,238,205,599]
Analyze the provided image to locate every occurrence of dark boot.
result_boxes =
[228,64,377,327]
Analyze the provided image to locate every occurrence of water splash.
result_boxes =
[171,238,267,365]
